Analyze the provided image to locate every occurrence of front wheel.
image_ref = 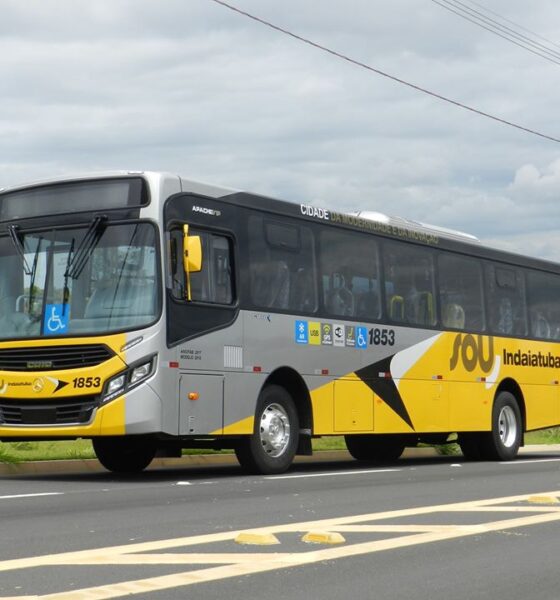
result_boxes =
[235,385,299,475]
[93,435,157,474]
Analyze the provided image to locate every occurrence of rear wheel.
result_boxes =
[93,435,157,474]
[235,385,299,475]
[480,391,522,461]
[345,434,406,462]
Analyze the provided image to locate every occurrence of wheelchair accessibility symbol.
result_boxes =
[44,303,69,335]
[356,326,368,349]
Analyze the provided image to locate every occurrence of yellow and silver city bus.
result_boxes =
[0,171,559,473]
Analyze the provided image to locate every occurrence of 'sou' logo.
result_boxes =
[450,334,494,373]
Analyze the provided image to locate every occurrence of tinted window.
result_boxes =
[383,241,436,326]
[170,229,233,305]
[438,253,485,331]
[248,215,316,313]
[527,271,560,339]
[265,221,300,250]
[319,229,380,320]
[485,264,527,336]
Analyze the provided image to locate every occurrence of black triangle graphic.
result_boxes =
[355,355,415,430]
[54,380,69,393]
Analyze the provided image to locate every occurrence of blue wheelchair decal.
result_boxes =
[44,304,70,335]
[356,326,368,349]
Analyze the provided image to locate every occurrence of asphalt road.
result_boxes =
[2,451,560,599]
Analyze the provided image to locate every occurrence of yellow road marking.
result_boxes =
[234,531,280,545]
[527,494,559,504]
[2,490,560,599]
[301,530,346,544]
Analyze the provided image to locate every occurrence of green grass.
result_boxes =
[0,444,21,464]
[525,428,560,444]
[312,437,346,451]
[0,437,347,464]
[1,429,560,464]
[0,439,95,463]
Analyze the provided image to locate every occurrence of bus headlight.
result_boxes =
[130,362,152,385]
[106,374,126,396]
[101,355,156,404]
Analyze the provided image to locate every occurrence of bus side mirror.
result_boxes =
[183,225,202,301]
[183,233,202,274]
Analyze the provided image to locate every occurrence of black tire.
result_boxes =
[93,435,157,474]
[235,385,299,475]
[480,391,522,461]
[345,434,406,462]
[458,433,484,461]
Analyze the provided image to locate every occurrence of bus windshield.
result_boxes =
[0,222,159,339]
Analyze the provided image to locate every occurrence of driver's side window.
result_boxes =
[169,228,234,305]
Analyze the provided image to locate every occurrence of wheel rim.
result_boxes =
[259,403,291,458]
[498,405,518,448]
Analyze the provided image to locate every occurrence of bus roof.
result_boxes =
[350,210,481,245]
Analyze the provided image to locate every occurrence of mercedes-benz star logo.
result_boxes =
[32,378,45,393]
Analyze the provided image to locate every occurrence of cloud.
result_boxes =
[510,159,560,198]
[1,0,560,263]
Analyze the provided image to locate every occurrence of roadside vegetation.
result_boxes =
[0,440,95,463]
[1,429,559,464]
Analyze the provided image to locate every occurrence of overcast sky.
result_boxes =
[1,1,560,259]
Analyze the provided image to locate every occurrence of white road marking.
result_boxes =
[500,458,560,465]
[0,492,63,500]
[265,468,401,480]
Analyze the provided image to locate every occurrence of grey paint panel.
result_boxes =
[242,311,437,385]
[179,373,224,435]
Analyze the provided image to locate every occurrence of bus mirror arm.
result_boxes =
[182,225,202,301]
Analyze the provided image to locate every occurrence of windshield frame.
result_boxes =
[0,218,163,341]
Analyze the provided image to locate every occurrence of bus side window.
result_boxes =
[383,241,436,327]
[291,267,315,313]
[169,228,234,305]
[325,270,355,317]
[319,229,380,321]
[438,253,484,331]
[212,236,233,304]
[250,261,290,309]
[248,215,317,313]
[527,270,560,340]
[485,264,527,336]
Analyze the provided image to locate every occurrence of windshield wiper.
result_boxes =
[7,226,43,318]
[28,236,43,320]
[61,238,75,317]
[7,225,32,275]
[65,215,107,280]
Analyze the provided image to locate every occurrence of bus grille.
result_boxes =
[0,345,114,371]
[0,397,99,426]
